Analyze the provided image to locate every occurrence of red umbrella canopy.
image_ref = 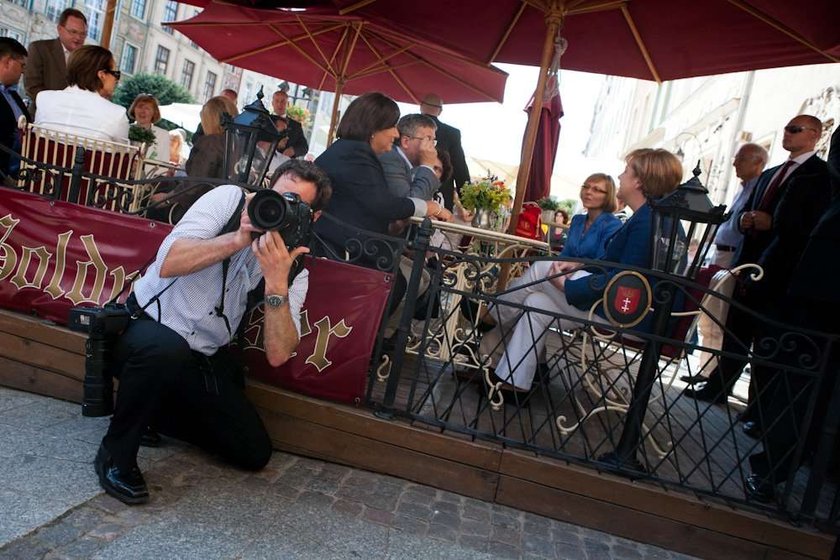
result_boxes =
[331,0,840,82]
[166,2,508,104]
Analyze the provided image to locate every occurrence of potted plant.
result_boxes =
[128,125,156,156]
[460,176,512,229]
[536,195,561,225]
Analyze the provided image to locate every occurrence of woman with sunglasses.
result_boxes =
[34,45,129,142]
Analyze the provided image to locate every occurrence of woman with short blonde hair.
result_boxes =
[185,96,240,181]
[199,96,238,136]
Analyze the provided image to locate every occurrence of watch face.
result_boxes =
[266,294,288,308]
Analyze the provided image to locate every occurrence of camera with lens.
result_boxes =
[68,303,131,417]
[248,189,314,250]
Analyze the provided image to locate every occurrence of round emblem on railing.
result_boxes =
[603,271,652,328]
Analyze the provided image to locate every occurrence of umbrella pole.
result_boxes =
[100,0,117,48]
[327,80,345,146]
[497,6,562,289]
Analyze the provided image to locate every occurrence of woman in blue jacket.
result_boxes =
[483,149,683,396]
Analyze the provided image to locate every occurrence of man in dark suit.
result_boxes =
[420,93,469,210]
[24,8,88,118]
[0,38,30,182]
[271,89,308,158]
[744,124,837,502]
[379,113,440,200]
[684,115,831,414]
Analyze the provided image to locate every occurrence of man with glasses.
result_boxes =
[24,8,88,118]
[0,38,29,183]
[684,116,830,476]
[379,113,440,201]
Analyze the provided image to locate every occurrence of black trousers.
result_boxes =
[102,316,272,472]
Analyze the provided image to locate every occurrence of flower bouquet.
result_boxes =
[285,105,312,129]
[459,176,511,230]
[128,125,156,157]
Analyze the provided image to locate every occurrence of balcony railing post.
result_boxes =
[67,146,86,204]
[600,281,677,472]
[376,218,433,415]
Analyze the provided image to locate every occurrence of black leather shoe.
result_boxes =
[680,374,708,384]
[682,383,728,405]
[742,421,762,439]
[94,444,150,505]
[745,473,776,503]
[139,427,162,448]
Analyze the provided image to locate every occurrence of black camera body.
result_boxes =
[248,189,314,250]
[68,303,131,417]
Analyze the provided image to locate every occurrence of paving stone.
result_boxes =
[555,541,588,560]
[31,519,84,548]
[86,522,125,541]
[491,509,522,531]
[460,518,492,537]
[391,514,429,536]
[88,494,130,516]
[363,507,394,525]
[522,515,552,536]
[458,534,489,553]
[462,504,492,523]
[52,536,105,559]
[583,537,612,559]
[296,490,335,509]
[396,500,432,520]
[359,490,399,511]
[522,534,554,558]
[427,522,459,542]
[491,524,521,546]
[487,540,522,559]
[435,490,463,505]
[429,510,460,528]
[431,499,460,515]
[402,489,436,506]
[612,543,645,559]
[331,499,364,518]
[0,537,51,560]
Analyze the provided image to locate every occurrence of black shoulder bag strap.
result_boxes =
[214,190,247,336]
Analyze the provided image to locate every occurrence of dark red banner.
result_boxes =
[0,189,392,403]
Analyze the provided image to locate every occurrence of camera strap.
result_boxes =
[214,191,247,337]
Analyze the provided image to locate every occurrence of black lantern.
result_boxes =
[650,162,728,280]
[223,86,282,187]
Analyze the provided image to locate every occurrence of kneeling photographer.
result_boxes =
[93,160,331,505]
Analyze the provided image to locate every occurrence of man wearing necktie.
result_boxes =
[684,115,830,422]
[0,38,30,183]
[271,89,308,159]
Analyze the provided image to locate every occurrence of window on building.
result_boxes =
[154,45,170,75]
[120,43,138,74]
[203,71,217,102]
[45,0,71,22]
[85,0,105,41]
[130,0,146,19]
[180,60,195,90]
[0,27,25,42]
[162,1,177,34]
[7,0,27,6]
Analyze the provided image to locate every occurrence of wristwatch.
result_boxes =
[265,294,289,308]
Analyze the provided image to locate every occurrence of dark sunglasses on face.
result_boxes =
[102,69,122,80]
[784,125,816,134]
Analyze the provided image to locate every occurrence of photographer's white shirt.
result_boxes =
[133,185,308,355]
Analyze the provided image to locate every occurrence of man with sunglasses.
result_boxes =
[24,8,88,118]
[684,115,831,493]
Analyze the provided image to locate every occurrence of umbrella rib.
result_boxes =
[354,31,497,102]
[565,0,626,16]
[338,0,377,15]
[292,14,343,79]
[620,4,662,83]
[726,0,839,63]
[490,2,528,63]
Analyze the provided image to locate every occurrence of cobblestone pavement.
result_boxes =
[0,387,697,559]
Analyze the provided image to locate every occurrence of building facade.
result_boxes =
[584,63,839,209]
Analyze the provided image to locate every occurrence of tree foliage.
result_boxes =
[112,73,195,109]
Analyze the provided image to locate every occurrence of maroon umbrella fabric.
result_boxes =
[523,73,563,203]
[165,2,507,105]
[331,0,839,82]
